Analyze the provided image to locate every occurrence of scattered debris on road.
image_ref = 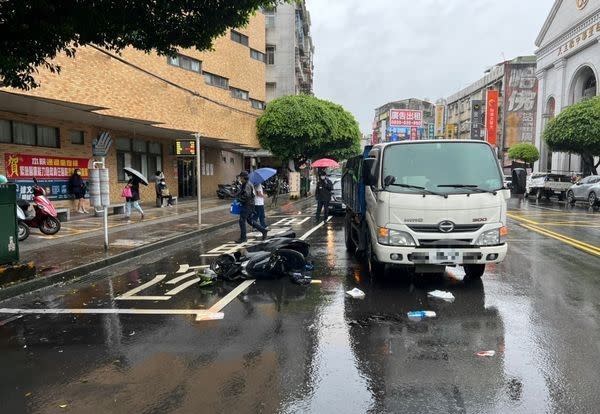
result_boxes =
[346,288,365,299]
[427,290,455,302]
[407,310,436,320]
[476,350,496,357]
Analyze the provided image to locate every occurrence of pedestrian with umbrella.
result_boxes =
[249,168,276,228]
[311,159,339,223]
[235,171,268,243]
[122,167,148,220]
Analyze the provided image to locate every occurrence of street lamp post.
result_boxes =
[192,132,202,227]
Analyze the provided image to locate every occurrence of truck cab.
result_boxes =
[342,140,509,279]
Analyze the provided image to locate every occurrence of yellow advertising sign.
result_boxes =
[434,105,445,136]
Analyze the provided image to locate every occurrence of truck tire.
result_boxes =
[464,264,485,280]
[366,234,385,278]
[344,214,356,252]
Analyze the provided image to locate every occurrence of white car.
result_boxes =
[567,175,600,207]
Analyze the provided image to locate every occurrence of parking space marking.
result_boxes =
[0,308,223,319]
[116,275,170,301]
[166,278,201,295]
[197,279,255,321]
[176,264,209,274]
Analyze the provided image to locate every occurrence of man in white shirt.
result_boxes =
[253,183,267,228]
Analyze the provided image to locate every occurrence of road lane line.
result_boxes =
[507,213,540,226]
[168,271,200,284]
[0,315,23,326]
[166,278,201,295]
[298,217,331,241]
[518,223,600,256]
[0,308,223,319]
[197,279,255,321]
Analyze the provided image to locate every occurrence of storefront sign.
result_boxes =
[504,64,538,148]
[389,109,423,128]
[387,126,423,141]
[175,140,196,156]
[485,90,499,146]
[428,123,435,139]
[4,153,89,179]
[15,180,71,201]
[470,100,484,140]
[434,105,445,136]
[557,21,600,57]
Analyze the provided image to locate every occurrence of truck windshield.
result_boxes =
[382,142,503,195]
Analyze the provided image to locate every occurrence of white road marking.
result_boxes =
[176,264,209,274]
[298,217,331,241]
[197,279,255,321]
[116,275,170,301]
[167,271,199,285]
[0,315,23,326]
[0,308,223,319]
[166,278,201,295]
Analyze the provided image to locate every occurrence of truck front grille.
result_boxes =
[407,224,483,233]
[417,239,473,248]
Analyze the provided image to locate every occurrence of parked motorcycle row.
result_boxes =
[15,178,61,242]
[216,175,290,199]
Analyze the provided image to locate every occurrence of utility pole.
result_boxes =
[192,132,202,227]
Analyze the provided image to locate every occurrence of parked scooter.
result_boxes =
[16,204,30,241]
[16,178,61,235]
[216,180,240,199]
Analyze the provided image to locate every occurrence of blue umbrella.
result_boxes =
[249,168,277,184]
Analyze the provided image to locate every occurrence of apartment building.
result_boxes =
[264,1,314,101]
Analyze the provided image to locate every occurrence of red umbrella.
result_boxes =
[312,158,340,168]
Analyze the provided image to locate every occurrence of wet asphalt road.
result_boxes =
[1,200,599,413]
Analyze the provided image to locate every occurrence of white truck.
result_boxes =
[342,140,509,279]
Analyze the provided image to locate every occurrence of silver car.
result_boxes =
[566,175,600,207]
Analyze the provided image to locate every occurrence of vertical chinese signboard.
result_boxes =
[388,109,424,141]
[504,64,538,149]
[470,100,484,140]
[434,105,445,137]
[4,153,90,200]
[485,90,499,146]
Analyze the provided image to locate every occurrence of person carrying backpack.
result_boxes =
[158,178,173,207]
[235,171,268,243]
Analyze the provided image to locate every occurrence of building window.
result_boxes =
[250,99,266,110]
[230,87,249,100]
[230,30,249,46]
[264,7,276,27]
[203,72,229,89]
[116,138,162,182]
[168,54,201,73]
[70,130,84,145]
[250,49,266,62]
[266,45,275,65]
[0,120,59,148]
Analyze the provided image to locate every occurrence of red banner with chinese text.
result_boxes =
[4,153,90,179]
[485,90,499,146]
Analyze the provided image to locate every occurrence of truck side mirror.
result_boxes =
[512,168,526,194]
[384,175,396,187]
[362,158,378,186]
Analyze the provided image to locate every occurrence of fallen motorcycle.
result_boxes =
[207,237,312,285]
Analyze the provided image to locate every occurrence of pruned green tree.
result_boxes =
[256,95,361,169]
[543,96,600,175]
[0,0,280,89]
[507,143,540,169]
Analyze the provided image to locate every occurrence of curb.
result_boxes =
[0,219,237,302]
[0,198,311,302]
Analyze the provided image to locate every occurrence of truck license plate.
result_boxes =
[431,250,462,264]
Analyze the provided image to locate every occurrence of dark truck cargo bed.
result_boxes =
[342,146,371,216]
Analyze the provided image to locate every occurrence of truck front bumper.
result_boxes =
[372,243,507,266]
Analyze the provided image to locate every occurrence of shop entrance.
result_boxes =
[177,158,197,198]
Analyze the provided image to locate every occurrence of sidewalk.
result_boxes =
[1,196,306,300]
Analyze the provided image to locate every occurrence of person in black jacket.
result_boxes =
[235,171,268,243]
[69,169,88,214]
[315,171,333,223]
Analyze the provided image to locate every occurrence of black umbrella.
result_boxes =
[123,167,149,186]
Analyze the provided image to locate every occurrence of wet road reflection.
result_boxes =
[1,203,599,413]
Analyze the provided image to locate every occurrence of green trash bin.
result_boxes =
[0,183,19,265]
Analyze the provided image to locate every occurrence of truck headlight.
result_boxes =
[476,227,507,246]
[377,227,416,246]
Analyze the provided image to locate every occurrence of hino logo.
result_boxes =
[438,221,455,233]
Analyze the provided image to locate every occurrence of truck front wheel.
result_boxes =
[344,214,356,252]
[366,236,385,278]
[463,264,485,280]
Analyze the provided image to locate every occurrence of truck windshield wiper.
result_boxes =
[438,184,497,195]
[390,183,448,198]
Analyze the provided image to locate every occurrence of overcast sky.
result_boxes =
[307,0,554,134]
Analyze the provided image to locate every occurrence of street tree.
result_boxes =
[0,0,280,90]
[257,95,361,169]
[543,96,600,175]
[508,143,540,169]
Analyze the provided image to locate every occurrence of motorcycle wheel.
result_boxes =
[40,216,61,235]
[18,222,30,241]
